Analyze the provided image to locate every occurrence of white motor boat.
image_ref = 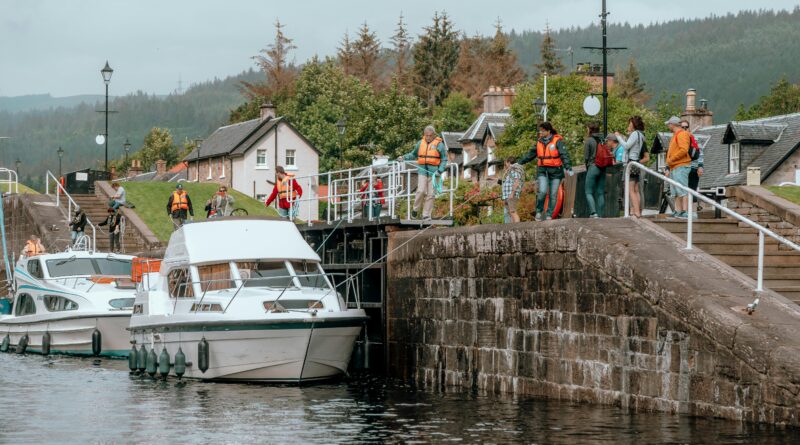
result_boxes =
[0,250,136,357]
[128,217,367,382]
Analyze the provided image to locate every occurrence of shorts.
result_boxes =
[688,168,700,191]
[505,197,519,213]
[670,166,691,198]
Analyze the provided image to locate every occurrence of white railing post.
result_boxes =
[624,163,631,218]
[757,230,764,292]
[327,172,332,224]
[686,192,693,250]
[406,167,411,219]
[347,169,353,223]
[368,166,374,221]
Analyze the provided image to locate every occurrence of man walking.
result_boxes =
[265,166,303,220]
[166,183,194,229]
[665,116,692,218]
[501,157,524,223]
[399,125,446,220]
[519,122,573,221]
[99,207,123,252]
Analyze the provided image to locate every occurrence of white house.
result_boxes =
[184,103,320,220]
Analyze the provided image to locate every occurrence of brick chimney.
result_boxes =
[681,88,714,131]
[482,86,515,113]
[155,159,167,175]
[127,159,143,178]
[260,102,276,122]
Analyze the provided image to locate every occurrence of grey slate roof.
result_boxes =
[459,112,511,142]
[488,123,506,141]
[184,119,262,161]
[465,153,488,169]
[441,132,464,152]
[697,113,800,189]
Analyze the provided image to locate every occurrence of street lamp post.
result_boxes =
[123,138,131,165]
[194,138,203,182]
[336,118,346,170]
[533,73,548,122]
[100,61,114,172]
[14,158,20,177]
[57,146,64,178]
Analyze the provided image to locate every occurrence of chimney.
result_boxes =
[680,89,713,131]
[502,87,516,108]
[260,102,276,122]
[155,159,167,175]
[482,86,514,113]
[685,88,697,112]
[127,159,143,178]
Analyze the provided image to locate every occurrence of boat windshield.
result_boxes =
[290,261,330,289]
[45,257,132,278]
[237,261,294,288]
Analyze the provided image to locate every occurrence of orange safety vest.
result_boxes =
[171,191,189,212]
[417,137,443,166]
[536,134,564,168]
[277,174,298,201]
[25,240,43,256]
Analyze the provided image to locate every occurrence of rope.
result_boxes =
[315,218,345,253]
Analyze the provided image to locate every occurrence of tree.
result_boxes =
[655,91,683,124]
[736,77,800,120]
[616,58,649,104]
[412,12,460,109]
[138,127,178,170]
[241,20,297,104]
[535,26,564,76]
[337,30,355,76]
[432,92,476,132]
[390,13,412,91]
[351,22,384,87]
[487,21,525,86]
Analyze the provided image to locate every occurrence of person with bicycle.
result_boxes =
[69,206,87,246]
[212,186,235,217]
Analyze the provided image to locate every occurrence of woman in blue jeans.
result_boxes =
[519,122,573,220]
[583,122,605,218]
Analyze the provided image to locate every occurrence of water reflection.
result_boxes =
[0,354,797,444]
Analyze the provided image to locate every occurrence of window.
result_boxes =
[27,260,43,279]
[109,298,135,309]
[256,149,268,168]
[46,257,131,278]
[15,293,36,316]
[95,258,132,276]
[290,261,330,289]
[206,159,213,180]
[190,303,223,312]
[197,263,234,292]
[487,147,496,177]
[263,299,323,312]
[729,143,740,174]
[256,194,267,202]
[236,261,293,288]
[463,151,472,180]
[220,158,226,179]
[285,149,296,168]
[44,295,79,312]
[167,268,194,298]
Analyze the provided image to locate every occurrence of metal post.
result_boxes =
[104,83,109,172]
[686,192,693,250]
[327,172,332,224]
[623,163,630,217]
[543,72,548,122]
[757,231,765,292]
[368,167,374,221]
[347,168,353,222]
[406,168,411,220]
[601,0,608,136]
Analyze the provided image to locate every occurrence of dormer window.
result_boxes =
[729,143,740,174]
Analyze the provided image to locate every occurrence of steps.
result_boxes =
[653,217,800,305]
[68,194,141,253]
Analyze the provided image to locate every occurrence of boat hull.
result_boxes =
[0,314,131,357]
[130,316,364,382]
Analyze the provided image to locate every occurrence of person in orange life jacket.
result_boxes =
[518,122,573,221]
[166,183,194,230]
[358,177,385,219]
[99,207,124,252]
[265,166,302,220]
[398,125,447,220]
[22,235,46,257]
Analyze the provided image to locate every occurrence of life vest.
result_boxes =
[277,174,298,201]
[171,191,189,212]
[417,137,443,166]
[25,240,43,256]
[536,134,564,168]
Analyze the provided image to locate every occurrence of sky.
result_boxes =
[1,0,799,97]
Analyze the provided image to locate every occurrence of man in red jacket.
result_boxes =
[265,166,303,220]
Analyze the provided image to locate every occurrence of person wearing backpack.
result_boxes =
[519,121,573,221]
[681,119,704,193]
[583,122,607,218]
[665,116,693,218]
[615,116,648,217]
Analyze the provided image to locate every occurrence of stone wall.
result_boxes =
[726,186,800,246]
[387,219,800,425]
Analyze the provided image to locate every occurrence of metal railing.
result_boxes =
[45,170,96,252]
[0,168,19,194]
[288,160,459,225]
[624,161,800,312]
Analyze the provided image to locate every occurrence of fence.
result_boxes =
[45,170,96,252]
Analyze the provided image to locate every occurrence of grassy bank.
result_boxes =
[2,183,38,194]
[766,185,800,206]
[121,182,278,242]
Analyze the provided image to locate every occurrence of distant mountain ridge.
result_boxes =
[0,94,108,113]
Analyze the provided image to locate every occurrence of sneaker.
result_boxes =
[675,211,688,219]
[589,213,599,219]
[411,210,418,219]
[545,216,553,221]
[534,212,543,221]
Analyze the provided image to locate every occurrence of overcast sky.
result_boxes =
[1,0,798,97]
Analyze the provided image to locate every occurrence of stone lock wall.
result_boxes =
[726,186,800,246]
[387,219,800,425]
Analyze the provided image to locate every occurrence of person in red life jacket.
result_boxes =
[398,125,447,220]
[358,177,385,219]
[265,166,302,220]
[518,121,574,221]
[166,183,194,230]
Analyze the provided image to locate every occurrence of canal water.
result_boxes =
[1,354,798,444]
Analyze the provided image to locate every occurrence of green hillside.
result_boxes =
[122,182,278,242]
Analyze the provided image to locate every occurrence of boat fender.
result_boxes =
[91,329,102,356]
[128,345,138,372]
[42,332,51,356]
[198,338,209,373]
[174,347,186,379]
[137,344,147,373]
[146,347,157,377]
[1,334,9,353]
[17,334,28,354]
[158,347,170,379]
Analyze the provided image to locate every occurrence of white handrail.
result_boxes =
[624,161,800,313]
[44,171,96,252]
[0,168,19,194]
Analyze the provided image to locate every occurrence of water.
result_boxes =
[1,354,798,444]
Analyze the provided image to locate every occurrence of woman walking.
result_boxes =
[616,116,647,217]
[583,122,606,218]
[519,122,573,221]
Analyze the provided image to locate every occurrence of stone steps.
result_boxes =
[70,194,141,253]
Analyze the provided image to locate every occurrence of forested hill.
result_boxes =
[509,8,800,122]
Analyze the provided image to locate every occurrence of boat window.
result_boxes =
[27,260,44,279]
[95,258,132,276]
[237,261,293,288]
[109,298,135,309]
[290,261,330,289]
[46,258,96,277]
[167,268,194,298]
[263,300,324,312]
[197,263,234,292]
[44,295,79,312]
[14,293,36,316]
[190,303,224,312]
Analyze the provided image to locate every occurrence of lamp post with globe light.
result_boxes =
[100,61,114,172]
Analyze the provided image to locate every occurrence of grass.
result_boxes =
[766,185,800,206]
[121,182,278,242]
[2,183,38,194]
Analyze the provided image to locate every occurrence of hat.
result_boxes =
[665,116,682,126]
[606,134,619,142]
[176,183,183,189]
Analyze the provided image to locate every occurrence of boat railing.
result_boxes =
[288,160,459,225]
[45,170,96,252]
[0,168,19,194]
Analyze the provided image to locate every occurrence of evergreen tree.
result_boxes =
[337,30,355,76]
[535,26,564,76]
[736,77,800,120]
[616,58,648,104]
[390,13,412,92]
[487,21,525,85]
[352,22,383,87]
[412,12,460,109]
[242,20,297,103]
